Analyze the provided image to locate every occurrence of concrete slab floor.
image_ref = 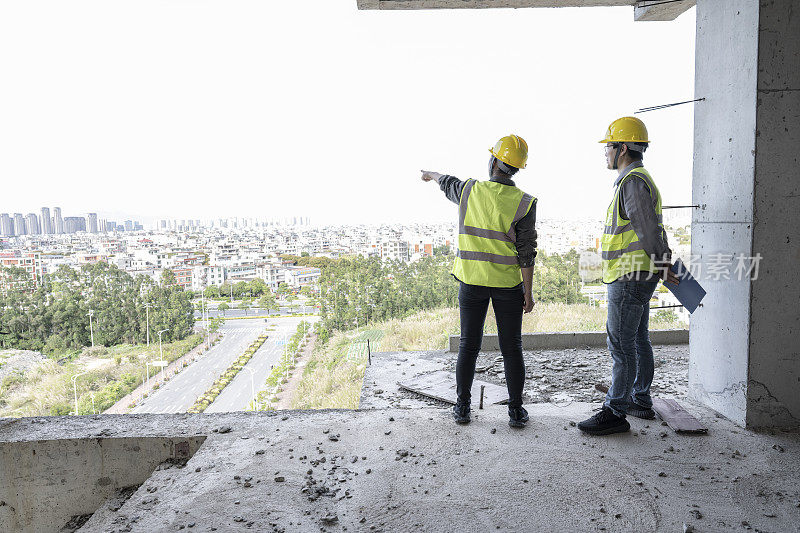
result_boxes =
[361,345,689,410]
[2,406,798,533]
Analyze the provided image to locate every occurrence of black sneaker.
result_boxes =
[508,406,529,428]
[627,402,656,420]
[453,402,470,424]
[577,407,630,435]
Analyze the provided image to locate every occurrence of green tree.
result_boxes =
[218,302,230,316]
[258,293,278,313]
[247,278,267,297]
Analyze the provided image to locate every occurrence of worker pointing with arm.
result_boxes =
[421,134,537,428]
[578,117,680,436]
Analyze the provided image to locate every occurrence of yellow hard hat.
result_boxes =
[598,117,650,144]
[489,134,528,169]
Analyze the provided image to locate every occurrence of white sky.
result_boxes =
[0,1,696,225]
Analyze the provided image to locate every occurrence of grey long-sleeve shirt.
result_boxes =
[437,174,537,268]
[615,161,672,280]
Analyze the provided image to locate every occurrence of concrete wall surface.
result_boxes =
[0,436,205,533]
[691,0,800,429]
[448,329,689,352]
[747,0,800,428]
[689,0,759,427]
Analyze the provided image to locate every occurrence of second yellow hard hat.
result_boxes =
[598,117,649,144]
[490,134,528,169]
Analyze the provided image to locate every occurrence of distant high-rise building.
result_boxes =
[159,219,167,229]
[124,220,133,232]
[13,214,26,235]
[25,213,40,235]
[87,213,99,233]
[53,207,64,234]
[64,216,86,233]
[40,207,52,234]
[0,214,13,236]
[99,219,107,233]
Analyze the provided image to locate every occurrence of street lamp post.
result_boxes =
[144,302,152,346]
[71,371,89,415]
[242,366,258,411]
[87,310,95,348]
[157,329,168,380]
[201,293,209,349]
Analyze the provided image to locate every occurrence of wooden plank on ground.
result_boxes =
[398,370,508,405]
[595,383,708,434]
[653,398,708,434]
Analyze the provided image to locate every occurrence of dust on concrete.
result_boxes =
[7,408,795,533]
[361,345,689,409]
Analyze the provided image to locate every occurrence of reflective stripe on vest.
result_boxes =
[452,179,535,288]
[600,168,664,283]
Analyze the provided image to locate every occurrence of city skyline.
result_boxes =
[0,206,143,237]
[0,1,696,225]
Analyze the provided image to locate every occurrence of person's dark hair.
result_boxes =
[613,142,646,161]
[499,166,519,177]
[491,156,519,178]
[628,149,644,161]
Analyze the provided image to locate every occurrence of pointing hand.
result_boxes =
[420,170,443,183]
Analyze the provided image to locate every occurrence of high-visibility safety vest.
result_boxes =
[452,179,535,288]
[601,167,664,283]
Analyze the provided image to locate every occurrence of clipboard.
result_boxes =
[664,258,706,313]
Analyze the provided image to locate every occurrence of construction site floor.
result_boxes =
[2,404,799,532]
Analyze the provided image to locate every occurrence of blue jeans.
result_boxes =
[456,282,525,408]
[604,279,659,418]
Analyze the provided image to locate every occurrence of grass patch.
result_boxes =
[290,302,684,410]
[0,335,203,417]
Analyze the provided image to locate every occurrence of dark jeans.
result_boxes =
[603,278,659,417]
[456,281,525,409]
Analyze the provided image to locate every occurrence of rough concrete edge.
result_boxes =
[0,435,207,533]
[448,329,689,352]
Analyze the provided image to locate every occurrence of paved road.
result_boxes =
[132,319,268,414]
[205,316,318,413]
[193,306,316,320]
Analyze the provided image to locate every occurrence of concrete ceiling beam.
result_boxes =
[357,0,695,22]
[357,0,633,10]
[634,0,695,21]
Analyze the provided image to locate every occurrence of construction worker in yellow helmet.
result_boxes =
[578,117,679,436]
[421,134,537,429]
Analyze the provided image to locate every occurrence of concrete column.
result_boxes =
[690,0,800,429]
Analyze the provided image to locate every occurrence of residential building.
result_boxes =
[0,214,13,237]
[13,214,26,235]
[40,207,52,234]
[87,213,99,234]
[0,251,43,285]
[53,207,64,234]
[25,213,40,235]
[172,267,193,290]
[64,217,86,234]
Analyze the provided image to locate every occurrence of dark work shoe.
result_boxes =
[577,407,630,435]
[508,406,529,428]
[453,402,470,424]
[627,402,656,420]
